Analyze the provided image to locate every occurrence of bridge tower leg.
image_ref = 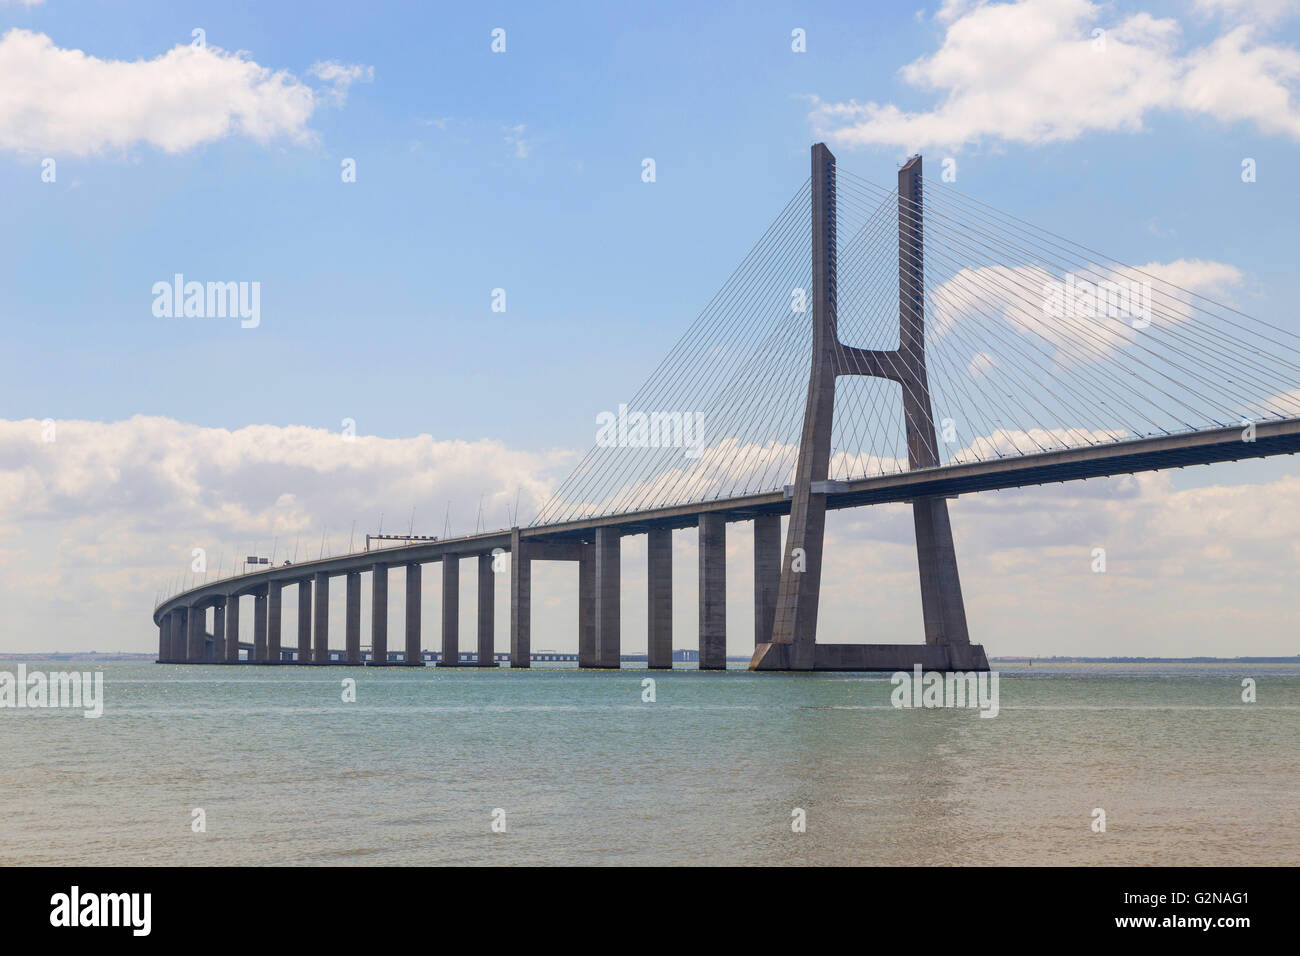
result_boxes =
[647,527,673,669]
[752,143,838,671]
[476,554,498,666]
[750,146,986,672]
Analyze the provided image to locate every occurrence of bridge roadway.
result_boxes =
[153,417,1300,668]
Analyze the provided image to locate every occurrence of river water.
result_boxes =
[3,660,1297,865]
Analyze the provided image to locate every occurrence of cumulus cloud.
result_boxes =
[0,29,370,157]
[812,0,1300,150]
[928,257,1244,366]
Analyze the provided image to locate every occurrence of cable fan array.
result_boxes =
[533,163,1300,526]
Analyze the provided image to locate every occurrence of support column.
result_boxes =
[313,572,329,664]
[753,514,781,647]
[345,571,361,665]
[509,528,530,668]
[187,605,204,662]
[297,580,312,663]
[439,556,459,666]
[404,564,422,665]
[578,541,595,667]
[213,603,226,662]
[267,580,282,663]
[371,564,388,664]
[477,554,497,666]
[253,590,268,662]
[158,620,167,663]
[698,514,727,670]
[225,595,239,663]
[173,610,187,662]
[594,526,620,668]
[647,527,673,669]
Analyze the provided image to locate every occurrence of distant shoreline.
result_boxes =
[1,652,1297,665]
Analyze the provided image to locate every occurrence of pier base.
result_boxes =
[750,641,989,672]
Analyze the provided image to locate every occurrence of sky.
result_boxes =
[2,0,1300,657]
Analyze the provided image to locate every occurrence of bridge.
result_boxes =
[152,145,1300,671]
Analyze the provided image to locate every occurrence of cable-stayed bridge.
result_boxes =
[153,145,1300,671]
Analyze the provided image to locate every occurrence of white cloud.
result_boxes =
[2,416,1297,658]
[928,257,1243,366]
[0,29,370,157]
[503,123,531,158]
[813,0,1300,150]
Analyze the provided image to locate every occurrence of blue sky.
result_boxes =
[5,0,1299,452]
[3,0,1300,655]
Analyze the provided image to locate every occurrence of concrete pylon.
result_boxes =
[405,564,422,665]
[753,143,837,671]
[509,528,530,668]
[267,581,283,663]
[313,572,330,664]
[476,554,498,666]
[578,541,596,667]
[345,571,361,665]
[187,605,205,662]
[253,590,268,662]
[751,146,986,672]
[225,595,240,663]
[372,564,388,665]
[698,514,726,669]
[439,557,459,666]
[296,580,312,663]
[647,527,672,669]
[594,526,620,668]
[753,514,781,649]
[213,603,226,661]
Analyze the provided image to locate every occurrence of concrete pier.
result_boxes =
[578,542,595,667]
[753,514,781,647]
[213,603,226,661]
[157,621,166,662]
[267,581,282,663]
[647,527,672,669]
[476,554,497,667]
[509,528,530,668]
[187,605,204,662]
[439,557,459,666]
[698,514,727,670]
[594,526,620,668]
[225,595,239,663]
[297,580,312,663]
[313,571,330,664]
[371,564,388,664]
[253,590,268,662]
[404,563,421,665]
[345,571,361,665]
